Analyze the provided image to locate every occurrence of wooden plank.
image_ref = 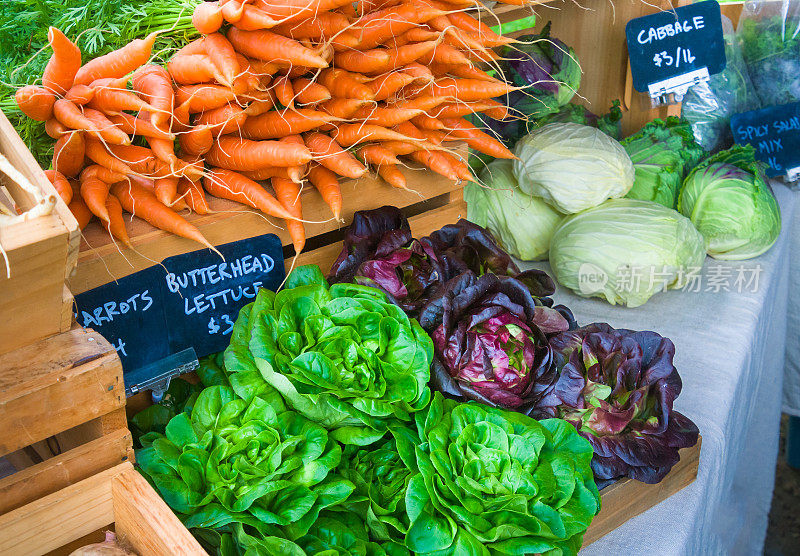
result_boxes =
[0,328,124,456]
[583,437,702,546]
[0,465,118,556]
[113,465,207,556]
[0,429,133,515]
[70,159,464,294]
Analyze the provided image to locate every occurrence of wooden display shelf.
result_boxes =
[585,438,702,546]
[0,462,205,556]
[0,111,79,356]
[0,328,132,514]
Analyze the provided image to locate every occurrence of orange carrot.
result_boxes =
[377,163,407,189]
[272,12,349,40]
[52,99,112,140]
[179,126,214,157]
[195,104,247,136]
[446,11,513,46]
[240,167,293,180]
[428,78,515,102]
[52,131,85,178]
[68,181,94,230]
[308,163,342,219]
[132,65,174,132]
[272,75,295,108]
[111,181,217,251]
[227,27,328,68]
[74,32,158,86]
[393,28,441,46]
[420,128,447,144]
[409,149,458,180]
[206,136,312,170]
[80,165,112,222]
[381,140,419,156]
[357,144,400,166]
[42,28,82,95]
[106,112,173,141]
[244,98,276,116]
[280,135,307,184]
[44,169,72,204]
[355,3,444,48]
[81,108,133,146]
[401,62,435,85]
[430,63,497,82]
[147,137,179,169]
[440,151,472,181]
[420,43,473,67]
[15,85,55,121]
[371,41,441,73]
[319,98,372,119]
[193,1,225,34]
[204,167,295,220]
[45,118,69,139]
[429,100,503,118]
[332,124,426,147]
[305,132,366,179]
[271,176,305,254]
[440,117,516,159]
[353,105,424,127]
[168,54,226,85]
[154,175,180,206]
[241,109,338,140]
[318,69,375,101]
[368,72,415,101]
[411,114,445,130]
[393,96,448,112]
[64,84,96,105]
[234,5,280,31]
[84,140,135,175]
[334,49,392,74]
[293,78,331,105]
[204,33,240,87]
[178,177,211,214]
[104,193,133,247]
[175,85,237,113]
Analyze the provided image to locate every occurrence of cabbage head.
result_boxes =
[549,198,706,307]
[513,123,634,214]
[678,146,781,260]
[464,159,565,261]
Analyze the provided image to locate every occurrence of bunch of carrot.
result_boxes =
[14,0,519,256]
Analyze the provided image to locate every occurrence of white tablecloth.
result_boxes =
[518,183,795,555]
[783,185,800,417]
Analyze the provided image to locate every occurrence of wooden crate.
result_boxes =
[0,461,205,556]
[0,111,79,355]
[0,328,133,514]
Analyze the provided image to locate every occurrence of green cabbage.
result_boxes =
[549,198,706,307]
[464,160,565,261]
[678,146,781,260]
[513,123,634,214]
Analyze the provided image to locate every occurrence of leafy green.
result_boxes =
[621,117,706,209]
[224,265,433,446]
[533,101,623,140]
[738,15,800,106]
[406,393,600,556]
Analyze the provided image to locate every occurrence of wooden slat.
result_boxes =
[0,428,133,515]
[0,328,124,456]
[583,437,702,546]
[0,465,118,556]
[113,465,207,556]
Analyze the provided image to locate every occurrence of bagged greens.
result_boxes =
[548,198,706,307]
[678,145,781,260]
[621,117,706,208]
[464,159,565,261]
[513,123,634,214]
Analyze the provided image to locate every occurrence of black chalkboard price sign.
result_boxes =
[74,233,285,393]
[625,0,726,96]
[731,102,800,179]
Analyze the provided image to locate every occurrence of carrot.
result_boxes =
[15,86,55,121]
[68,181,94,230]
[132,65,174,132]
[203,168,295,220]
[244,57,282,77]
[177,128,212,158]
[101,194,132,246]
[147,137,179,169]
[377,163,407,189]
[175,85,237,113]
[392,28,441,46]
[204,33,240,87]
[409,149,458,180]
[423,77,516,101]
[440,117,516,158]
[374,41,441,73]
[111,181,218,252]
[153,175,180,206]
[221,0,246,22]
[44,169,72,204]
[240,167,293,180]
[278,135,305,184]
[80,166,112,222]
[234,5,280,31]
[420,43,473,67]
[381,140,419,155]
[318,69,375,101]
[400,62,435,84]
[241,109,338,140]
[411,114,445,130]
[332,124,426,147]
[336,2,358,17]
[244,98,277,116]
[353,106,424,127]
[319,98,372,119]
[393,96,448,112]
[420,128,447,144]
[52,131,85,178]
[334,49,392,74]
[429,100,504,118]
[52,99,110,140]
[445,11,514,46]
[106,112,173,141]
[88,75,156,113]
[178,177,211,214]
[252,0,354,21]
[74,32,158,86]
[193,1,224,34]
[64,84,96,105]
[82,108,133,146]
[168,55,226,85]
[357,144,400,167]
[308,164,342,219]
[84,140,137,175]
[42,28,82,95]
[272,12,349,40]
[440,151,472,181]
[195,104,247,136]
[305,132,366,179]
[368,72,415,101]
[293,78,331,105]
[430,62,497,82]
[355,3,445,48]
[45,118,70,139]
[272,75,295,108]
[207,136,312,170]
[271,176,305,254]
[227,27,328,68]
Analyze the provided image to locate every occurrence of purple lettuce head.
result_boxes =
[540,323,699,486]
[417,271,571,415]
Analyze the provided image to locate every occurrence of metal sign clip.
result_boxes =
[124,347,200,401]
[648,67,710,107]
[787,167,800,183]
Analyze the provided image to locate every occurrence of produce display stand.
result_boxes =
[0,462,204,556]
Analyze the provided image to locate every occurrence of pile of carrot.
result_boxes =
[14,0,519,256]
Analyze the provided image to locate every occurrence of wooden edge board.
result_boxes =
[0,428,133,515]
[583,437,702,547]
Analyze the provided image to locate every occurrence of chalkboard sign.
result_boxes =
[158,234,284,357]
[74,266,169,371]
[731,102,800,178]
[626,1,726,94]
[75,233,285,391]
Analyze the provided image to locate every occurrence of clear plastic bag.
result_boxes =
[737,0,800,106]
[681,16,760,152]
